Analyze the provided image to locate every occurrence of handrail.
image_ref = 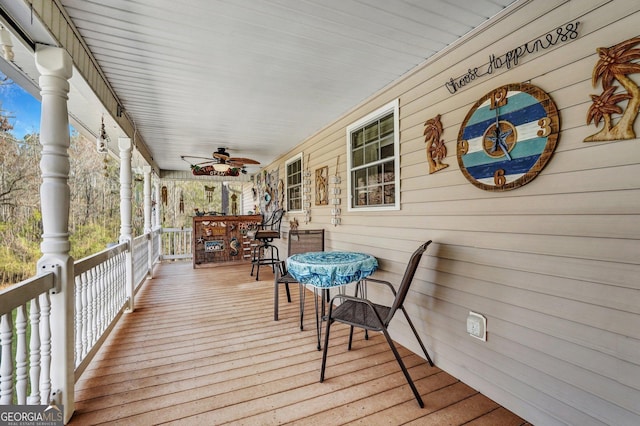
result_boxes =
[74,242,128,276]
[0,272,55,317]
[0,272,56,405]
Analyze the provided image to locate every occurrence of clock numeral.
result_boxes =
[490,87,508,110]
[458,140,469,155]
[537,117,552,137]
[494,169,506,186]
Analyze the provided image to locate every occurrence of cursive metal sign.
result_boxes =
[445,21,580,95]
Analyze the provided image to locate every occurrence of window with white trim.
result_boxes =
[286,153,303,213]
[347,100,400,211]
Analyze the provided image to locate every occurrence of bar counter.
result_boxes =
[192,214,262,268]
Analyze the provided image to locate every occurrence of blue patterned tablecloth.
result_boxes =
[286,251,378,288]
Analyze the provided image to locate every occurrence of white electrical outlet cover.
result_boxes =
[467,311,486,341]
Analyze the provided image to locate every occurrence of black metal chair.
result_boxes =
[250,208,285,280]
[320,241,434,408]
[274,229,325,329]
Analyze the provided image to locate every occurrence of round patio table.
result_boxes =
[287,251,378,349]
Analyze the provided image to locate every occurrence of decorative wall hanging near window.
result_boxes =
[424,114,449,174]
[584,36,640,142]
[205,185,215,202]
[302,154,311,223]
[330,155,341,226]
[161,185,168,205]
[258,168,280,215]
[230,193,238,215]
[179,192,184,213]
[315,166,329,205]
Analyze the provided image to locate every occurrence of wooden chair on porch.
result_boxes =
[320,241,434,407]
[273,229,325,329]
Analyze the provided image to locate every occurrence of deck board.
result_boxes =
[69,261,530,425]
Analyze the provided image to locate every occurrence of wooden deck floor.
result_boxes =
[69,261,531,425]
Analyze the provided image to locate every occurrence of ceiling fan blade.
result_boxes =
[229,157,260,165]
[181,155,216,166]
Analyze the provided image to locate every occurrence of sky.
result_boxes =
[0,73,42,139]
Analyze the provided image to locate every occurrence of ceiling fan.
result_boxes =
[181,147,260,176]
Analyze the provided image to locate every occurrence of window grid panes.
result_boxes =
[350,111,395,208]
[287,156,302,212]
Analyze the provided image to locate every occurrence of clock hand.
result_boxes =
[493,106,512,161]
[497,137,512,161]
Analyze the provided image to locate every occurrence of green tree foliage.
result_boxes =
[0,124,122,288]
[0,95,244,289]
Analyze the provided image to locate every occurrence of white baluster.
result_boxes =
[39,292,52,404]
[88,268,97,349]
[80,271,88,359]
[74,275,83,367]
[107,259,115,319]
[15,305,28,404]
[97,264,105,336]
[0,312,14,404]
[28,297,41,404]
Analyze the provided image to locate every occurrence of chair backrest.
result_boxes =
[386,241,432,324]
[288,229,325,256]
[264,208,285,232]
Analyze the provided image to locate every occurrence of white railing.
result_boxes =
[0,272,55,405]
[151,227,161,264]
[0,228,167,406]
[73,242,129,378]
[161,227,192,260]
[133,234,149,290]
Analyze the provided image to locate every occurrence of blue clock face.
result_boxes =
[457,83,560,191]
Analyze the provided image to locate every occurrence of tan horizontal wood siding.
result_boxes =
[258,0,640,424]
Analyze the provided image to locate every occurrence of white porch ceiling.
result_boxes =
[5,0,518,174]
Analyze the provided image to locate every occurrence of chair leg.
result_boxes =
[298,283,305,331]
[250,245,257,276]
[271,245,280,273]
[314,288,322,351]
[382,327,424,408]
[348,325,354,350]
[353,282,368,340]
[285,283,291,303]
[274,276,279,321]
[254,245,262,281]
[402,307,434,367]
[320,318,334,382]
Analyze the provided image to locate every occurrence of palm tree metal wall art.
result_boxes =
[424,114,449,173]
[585,36,640,142]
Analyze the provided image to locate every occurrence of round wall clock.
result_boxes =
[457,83,560,191]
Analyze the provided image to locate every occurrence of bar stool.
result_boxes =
[250,208,285,280]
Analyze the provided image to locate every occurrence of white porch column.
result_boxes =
[118,137,134,312]
[143,165,152,233]
[154,180,161,229]
[34,45,74,422]
[142,166,154,277]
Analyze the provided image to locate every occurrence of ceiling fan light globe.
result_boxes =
[213,163,231,172]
